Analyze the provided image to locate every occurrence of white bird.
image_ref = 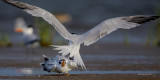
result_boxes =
[40,55,77,75]
[14,17,40,50]
[2,0,160,69]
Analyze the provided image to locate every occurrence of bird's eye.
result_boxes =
[59,59,65,64]
[59,60,62,64]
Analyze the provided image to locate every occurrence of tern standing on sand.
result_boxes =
[2,0,160,69]
[15,17,40,52]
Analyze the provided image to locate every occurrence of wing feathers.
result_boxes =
[3,0,160,70]
[82,15,159,46]
[51,45,86,69]
[122,15,160,24]
[2,0,36,10]
[2,0,72,40]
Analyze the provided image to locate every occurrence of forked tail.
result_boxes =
[51,45,86,69]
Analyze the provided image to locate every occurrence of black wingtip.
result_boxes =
[138,16,160,24]
[2,0,36,10]
[124,15,160,24]
[149,16,160,20]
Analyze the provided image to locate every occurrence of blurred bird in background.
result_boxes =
[14,17,40,53]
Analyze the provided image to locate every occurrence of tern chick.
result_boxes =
[40,55,77,76]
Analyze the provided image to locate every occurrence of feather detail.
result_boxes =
[51,45,86,69]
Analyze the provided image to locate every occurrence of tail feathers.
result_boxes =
[52,45,68,50]
[51,45,70,56]
[51,45,86,69]
[74,51,86,69]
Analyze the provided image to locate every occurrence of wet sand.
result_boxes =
[0,74,160,80]
[0,43,160,80]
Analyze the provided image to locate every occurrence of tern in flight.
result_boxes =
[2,0,160,69]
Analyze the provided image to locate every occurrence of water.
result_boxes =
[83,54,159,64]
[0,68,159,76]
[0,53,158,65]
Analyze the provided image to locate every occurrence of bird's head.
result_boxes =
[59,59,66,67]
[15,25,33,35]
[40,55,56,73]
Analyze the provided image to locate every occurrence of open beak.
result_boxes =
[15,28,23,32]
[61,61,65,67]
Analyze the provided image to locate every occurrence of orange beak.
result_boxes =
[15,28,23,32]
[61,61,65,67]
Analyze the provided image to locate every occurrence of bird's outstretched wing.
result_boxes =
[81,15,159,46]
[2,0,72,40]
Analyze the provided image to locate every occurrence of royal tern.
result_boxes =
[2,0,160,69]
[40,55,77,75]
[15,17,40,50]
